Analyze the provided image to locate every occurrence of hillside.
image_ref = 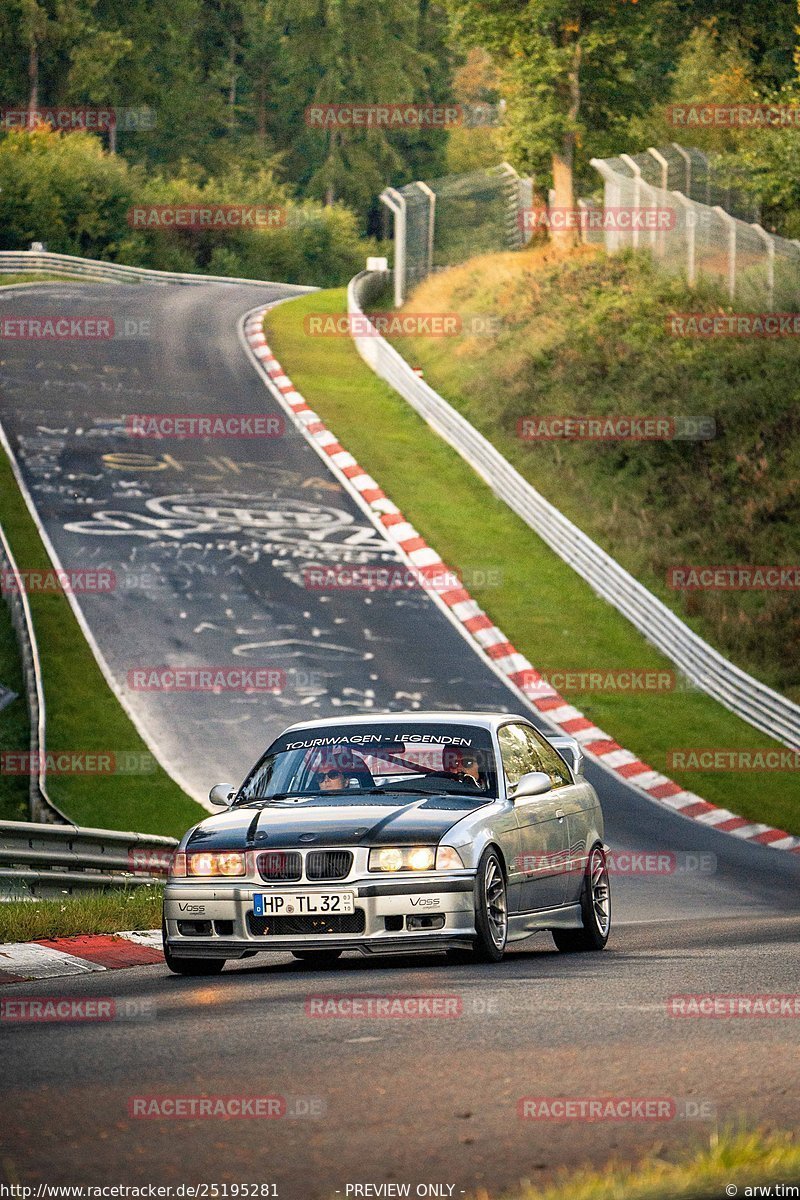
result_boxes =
[391,245,800,703]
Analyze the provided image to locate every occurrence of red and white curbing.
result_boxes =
[243,307,800,855]
[0,931,163,984]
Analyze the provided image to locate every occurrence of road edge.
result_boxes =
[242,305,800,856]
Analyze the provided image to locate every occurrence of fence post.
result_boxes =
[672,192,696,287]
[496,161,524,249]
[620,154,642,249]
[697,149,711,205]
[640,180,660,251]
[590,157,623,252]
[379,187,407,308]
[518,175,534,245]
[750,223,775,309]
[647,147,670,191]
[415,181,436,278]
[713,205,737,301]
[671,143,692,196]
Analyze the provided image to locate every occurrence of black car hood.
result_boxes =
[185,792,487,851]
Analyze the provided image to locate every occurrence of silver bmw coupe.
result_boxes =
[162,711,610,973]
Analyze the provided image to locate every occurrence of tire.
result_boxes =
[552,844,611,953]
[162,918,226,976]
[471,847,508,962]
[291,950,343,964]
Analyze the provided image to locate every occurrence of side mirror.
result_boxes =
[512,771,552,799]
[209,783,237,808]
[550,736,584,777]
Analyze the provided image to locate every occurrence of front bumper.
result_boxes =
[164,874,477,958]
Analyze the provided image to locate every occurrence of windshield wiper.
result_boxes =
[236,792,306,804]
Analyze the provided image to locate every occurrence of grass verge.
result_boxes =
[0,597,28,821]
[385,245,800,705]
[498,1130,800,1200]
[0,885,163,942]
[266,289,799,834]
[0,445,204,836]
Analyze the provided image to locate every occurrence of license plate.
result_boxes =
[253,891,355,917]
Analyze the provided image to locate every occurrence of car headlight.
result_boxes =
[369,846,435,872]
[435,846,465,870]
[169,851,247,878]
[368,846,465,872]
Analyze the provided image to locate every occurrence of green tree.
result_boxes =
[447,0,681,242]
[273,0,448,215]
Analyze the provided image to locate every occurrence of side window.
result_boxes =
[497,724,542,789]
[521,726,572,789]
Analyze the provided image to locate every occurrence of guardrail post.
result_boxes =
[713,205,738,301]
[751,223,775,309]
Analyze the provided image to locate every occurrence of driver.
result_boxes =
[442,746,485,790]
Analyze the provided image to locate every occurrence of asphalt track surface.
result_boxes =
[1,282,799,1195]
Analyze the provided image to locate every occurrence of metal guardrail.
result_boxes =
[0,517,68,824]
[348,269,800,751]
[0,820,177,898]
[0,248,317,289]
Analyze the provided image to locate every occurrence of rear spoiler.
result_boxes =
[550,735,584,778]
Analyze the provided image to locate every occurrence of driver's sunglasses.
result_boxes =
[461,756,478,766]
[319,768,344,779]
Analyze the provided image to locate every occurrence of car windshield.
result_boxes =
[236,722,498,803]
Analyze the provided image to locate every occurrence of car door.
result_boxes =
[521,725,590,906]
[497,722,569,912]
